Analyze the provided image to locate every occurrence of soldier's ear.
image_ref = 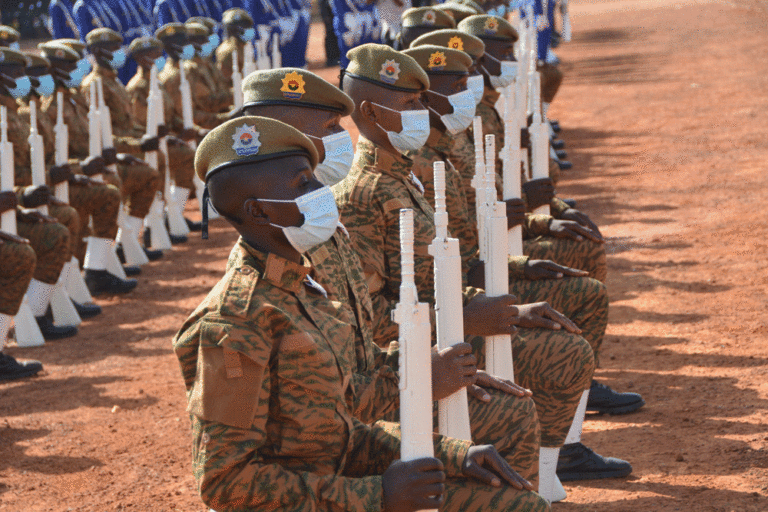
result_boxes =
[243,197,270,225]
[360,100,376,124]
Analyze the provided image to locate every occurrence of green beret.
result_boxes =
[0,48,28,66]
[243,68,354,116]
[128,37,162,56]
[410,29,485,60]
[0,26,20,44]
[222,8,253,26]
[24,52,50,69]
[86,28,123,45]
[155,23,187,41]
[401,7,456,29]
[402,45,471,75]
[345,43,429,92]
[186,17,216,32]
[458,15,518,42]
[56,38,87,55]
[39,42,80,62]
[195,116,319,182]
[436,2,484,23]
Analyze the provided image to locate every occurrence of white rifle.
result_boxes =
[516,17,531,179]
[181,63,219,222]
[255,26,272,71]
[242,39,256,77]
[97,78,149,267]
[232,46,244,110]
[428,161,472,442]
[529,72,550,216]
[143,65,173,251]
[470,116,487,239]
[271,32,282,69]
[54,91,97,313]
[1,106,44,347]
[502,83,524,258]
[560,0,572,43]
[28,99,82,327]
[82,80,128,281]
[480,134,515,382]
[393,209,437,512]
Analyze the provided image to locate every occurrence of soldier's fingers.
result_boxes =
[467,384,492,402]
[419,494,445,509]
[464,460,501,487]
[423,483,445,497]
[543,308,581,333]
[412,457,444,473]
[486,452,531,490]
[416,469,447,484]
[447,342,473,355]
[550,262,589,277]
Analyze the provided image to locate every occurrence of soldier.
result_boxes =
[0,195,44,380]
[184,17,230,101]
[39,41,138,296]
[81,28,164,262]
[396,7,456,50]
[0,26,21,51]
[184,22,232,115]
[48,0,81,40]
[239,67,544,486]
[330,0,383,68]
[437,1,485,24]
[177,114,548,511]
[214,8,254,91]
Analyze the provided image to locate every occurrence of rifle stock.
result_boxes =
[53,91,69,202]
[28,100,49,216]
[1,106,17,235]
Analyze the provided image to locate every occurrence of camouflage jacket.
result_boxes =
[81,65,144,154]
[188,57,231,114]
[41,85,92,162]
[450,130,478,229]
[159,59,225,130]
[173,239,470,511]
[334,137,483,347]
[17,96,55,166]
[0,94,50,188]
[125,65,181,134]
[215,37,245,90]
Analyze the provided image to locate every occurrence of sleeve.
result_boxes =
[74,3,101,41]
[507,254,530,280]
[155,0,177,26]
[350,341,401,424]
[524,213,553,238]
[550,197,571,218]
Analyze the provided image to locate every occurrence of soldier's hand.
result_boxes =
[179,127,199,142]
[49,164,73,185]
[21,185,52,208]
[463,294,519,336]
[0,190,17,213]
[18,208,56,224]
[102,148,118,165]
[549,219,603,243]
[559,208,603,239]
[522,177,554,210]
[431,343,477,401]
[466,259,485,289]
[505,198,526,229]
[69,174,94,187]
[520,127,530,148]
[462,445,534,491]
[116,153,141,166]
[0,230,30,244]
[383,458,446,512]
[523,259,588,280]
[516,302,582,333]
[80,155,106,176]
[166,136,187,147]
[157,124,170,138]
[140,134,160,152]
[468,371,532,403]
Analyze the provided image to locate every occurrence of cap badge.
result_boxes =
[484,17,498,34]
[428,51,446,71]
[379,59,401,84]
[55,49,65,59]
[231,124,262,156]
[422,10,437,25]
[448,36,464,51]
[167,26,176,35]
[280,71,306,99]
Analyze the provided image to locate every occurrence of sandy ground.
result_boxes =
[2,0,767,510]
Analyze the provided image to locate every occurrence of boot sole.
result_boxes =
[587,398,646,416]
[557,466,633,482]
[0,369,42,381]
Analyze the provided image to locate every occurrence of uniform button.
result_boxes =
[241,267,252,275]
[201,432,211,445]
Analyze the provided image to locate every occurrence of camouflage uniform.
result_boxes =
[125,65,197,191]
[159,58,225,130]
[450,130,479,229]
[214,36,245,90]
[42,85,123,256]
[173,239,548,511]
[16,212,71,285]
[524,236,607,283]
[187,57,231,115]
[0,236,36,316]
[81,65,161,218]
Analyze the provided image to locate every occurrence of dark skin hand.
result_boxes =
[522,177,554,210]
[431,343,477,401]
[463,293,519,337]
[69,174,96,187]
[0,190,17,213]
[505,197,526,229]
[80,155,106,176]
[179,127,201,141]
[157,124,170,138]
[559,208,603,238]
[520,127,530,148]
[548,219,604,243]
[49,164,73,185]
[139,134,160,152]
[516,302,582,333]
[17,208,57,224]
[462,445,534,491]
[21,185,51,208]
[102,148,118,166]
[467,371,533,403]
[523,259,589,280]
[116,153,142,166]
[382,458,446,512]
[0,230,30,244]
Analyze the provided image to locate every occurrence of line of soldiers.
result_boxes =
[168,6,648,512]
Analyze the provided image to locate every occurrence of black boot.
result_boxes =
[562,198,577,208]
[0,353,43,381]
[587,380,645,415]
[555,149,569,160]
[84,269,138,296]
[551,138,566,150]
[123,265,141,276]
[550,120,562,132]
[185,217,202,232]
[143,247,163,261]
[35,308,78,340]
[557,443,633,481]
[71,299,102,319]
[116,245,151,270]
[556,159,573,171]
[145,227,187,246]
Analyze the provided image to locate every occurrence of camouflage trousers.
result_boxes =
[441,478,549,512]
[0,239,36,316]
[48,203,80,262]
[103,159,161,219]
[509,275,608,366]
[16,219,70,285]
[157,143,196,192]
[69,180,122,261]
[524,236,608,283]
[470,327,595,448]
[538,63,563,104]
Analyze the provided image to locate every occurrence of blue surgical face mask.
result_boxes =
[64,67,85,88]
[199,41,214,58]
[108,48,127,70]
[9,42,20,51]
[209,34,220,47]
[7,76,32,99]
[154,56,166,71]
[34,74,55,97]
[180,44,195,60]
[77,57,92,76]
[239,28,255,42]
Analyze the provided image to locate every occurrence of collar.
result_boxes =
[426,126,453,154]
[239,239,312,294]
[356,136,414,181]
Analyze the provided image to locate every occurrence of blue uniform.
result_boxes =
[245,0,283,65]
[518,0,552,62]
[49,0,81,40]
[330,0,382,68]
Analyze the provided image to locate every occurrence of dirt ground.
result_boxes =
[2,0,768,510]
